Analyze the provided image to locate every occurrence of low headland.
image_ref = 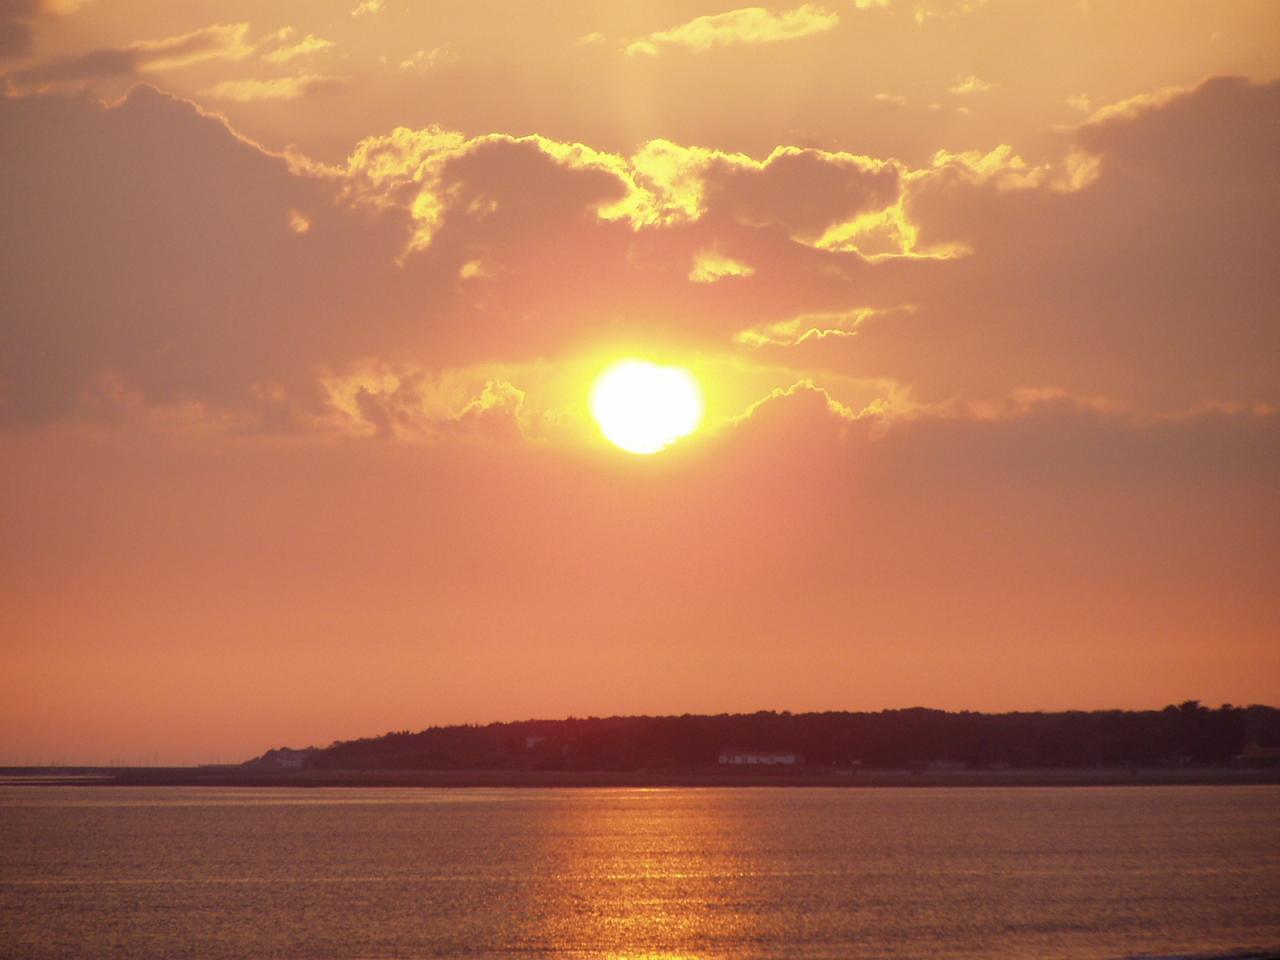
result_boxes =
[7,701,1280,788]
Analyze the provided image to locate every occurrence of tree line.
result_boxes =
[264,702,1280,772]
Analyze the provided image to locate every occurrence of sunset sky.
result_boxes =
[2,0,1277,765]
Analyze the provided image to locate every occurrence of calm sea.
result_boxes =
[1,785,1277,959]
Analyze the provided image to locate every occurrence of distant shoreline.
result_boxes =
[3,766,1278,789]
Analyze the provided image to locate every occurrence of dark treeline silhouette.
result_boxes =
[252,702,1280,772]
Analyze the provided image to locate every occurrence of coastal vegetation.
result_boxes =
[250,702,1279,773]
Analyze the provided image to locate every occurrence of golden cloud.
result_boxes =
[913,0,988,25]
[626,4,839,57]
[2,75,1276,434]
[202,73,342,102]
[399,47,457,73]
[735,307,886,346]
[344,127,902,264]
[6,22,251,88]
[322,365,527,442]
[690,251,755,284]
[949,73,993,95]
[262,33,334,63]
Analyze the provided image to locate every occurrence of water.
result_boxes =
[1,785,1277,959]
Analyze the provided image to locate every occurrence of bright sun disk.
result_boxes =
[590,360,704,455]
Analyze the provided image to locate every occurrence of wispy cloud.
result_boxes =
[399,46,456,73]
[202,73,342,101]
[6,21,250,87]
[350,0,383,17]
[262,33,334,63]
[626,5,838,57]
[949,73,993,95]
[689,250,755,284]
[913,0,987,25]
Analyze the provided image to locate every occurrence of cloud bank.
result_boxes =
[1,76,1276,435]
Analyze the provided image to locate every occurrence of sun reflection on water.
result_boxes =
[512,789,767,956]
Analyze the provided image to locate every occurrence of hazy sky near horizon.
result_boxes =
[1,0,1278,764]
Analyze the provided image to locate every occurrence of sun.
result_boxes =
[590,360,704,455]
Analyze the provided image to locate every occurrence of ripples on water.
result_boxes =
[0,785,1277,959]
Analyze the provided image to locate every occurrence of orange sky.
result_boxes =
[1,0,1278,764]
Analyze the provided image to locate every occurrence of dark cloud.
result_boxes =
[0,86,410,426]
[702,147,900,241]
[827,76,1280,412]
[1,76,1276,432]
[4,22,250,88]
[0,0,40,61]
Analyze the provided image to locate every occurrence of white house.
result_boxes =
[718,750,801,766]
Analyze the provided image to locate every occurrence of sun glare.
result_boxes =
[590,360,704,455]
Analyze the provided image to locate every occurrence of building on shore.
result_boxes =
[718,750,802,766]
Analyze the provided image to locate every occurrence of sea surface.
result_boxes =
[0,785,1277,959]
